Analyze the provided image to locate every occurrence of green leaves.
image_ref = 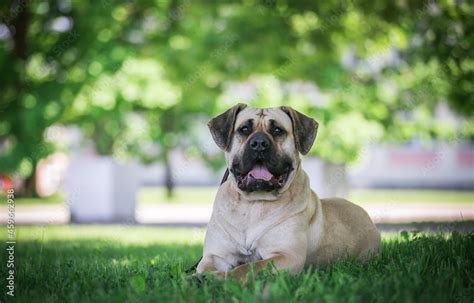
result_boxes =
[1,0,472,185]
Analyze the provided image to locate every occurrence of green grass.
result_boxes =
[137,186,218,205]
[138,187,474,205]
[0,192,64,205]
[1,188,473,206]
[0,226,472,302]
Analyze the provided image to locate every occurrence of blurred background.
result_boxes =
[0,0,472,227]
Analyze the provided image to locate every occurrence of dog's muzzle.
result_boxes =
[231,132,293,193]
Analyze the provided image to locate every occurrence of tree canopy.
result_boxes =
[0,0,472,194]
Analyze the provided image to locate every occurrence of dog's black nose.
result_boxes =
[249,133,270,152]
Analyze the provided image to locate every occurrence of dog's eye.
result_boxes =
[272,127,284,136]
[239,126,251,135]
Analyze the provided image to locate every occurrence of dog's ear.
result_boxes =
[208,103,247,151]
[281,106,318,155]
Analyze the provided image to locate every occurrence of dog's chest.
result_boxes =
[219,201,283,261]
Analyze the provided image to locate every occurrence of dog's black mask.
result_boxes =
[230,132,293,192]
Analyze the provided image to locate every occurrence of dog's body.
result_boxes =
[197,105,380,279]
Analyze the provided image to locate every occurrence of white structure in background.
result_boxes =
[141,149,220,186]
[36,153,69,197]
[140,143,474,192]
[39,125,140,223]
[350,142,474,189]
[66,155,140,223]
[302,158,349,198]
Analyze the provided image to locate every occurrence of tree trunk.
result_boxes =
[21,166,38,198]
[12,0,29,61]
[163,150,174,198]
[11,0,36,198]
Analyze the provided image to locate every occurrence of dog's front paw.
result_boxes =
[188,273,207,285]
[189,271,227,285]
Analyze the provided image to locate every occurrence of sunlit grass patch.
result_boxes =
[2,188,472,206]
[138,187,474,205]
[13,225,206,245]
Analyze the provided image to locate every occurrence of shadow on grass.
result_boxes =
[1,240,203,303]
[1,233,473,303]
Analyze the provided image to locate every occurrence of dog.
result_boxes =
[196,104,380,281]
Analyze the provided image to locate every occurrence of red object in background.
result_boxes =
[457,150,474,167]
[1,176,12,192]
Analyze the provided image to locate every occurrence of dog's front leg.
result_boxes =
[196,254,235,274]
[196,255,217,273]
[194,254,238,282]
[228,253,305,283]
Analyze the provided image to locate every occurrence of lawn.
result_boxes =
[0,226,472,302]
[137,187,474,205]
[3,187,472,206]
[0,192,64,205]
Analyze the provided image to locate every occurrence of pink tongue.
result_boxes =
[248,165,273,181]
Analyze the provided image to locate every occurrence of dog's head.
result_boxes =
[208,103,318,200]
